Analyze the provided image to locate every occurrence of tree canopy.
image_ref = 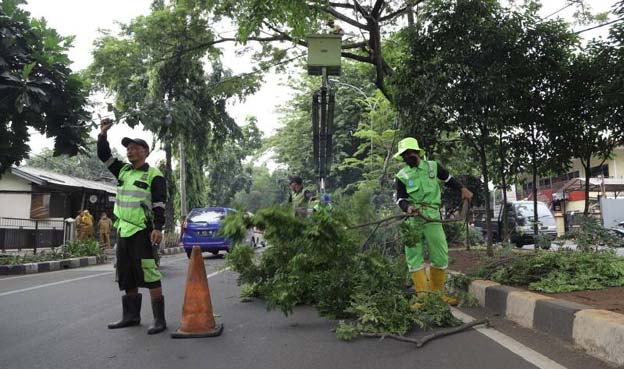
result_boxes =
[0,0,90,174]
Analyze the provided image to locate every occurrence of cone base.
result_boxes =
[170,322,223,338]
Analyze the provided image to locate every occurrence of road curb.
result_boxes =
[161,246,185,255]
[465,277,624,366]
[0,256,105,276]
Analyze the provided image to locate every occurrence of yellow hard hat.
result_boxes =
[394,137,425,160]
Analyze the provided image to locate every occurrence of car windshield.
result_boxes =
[514,203,555,226]
[187,209,225,223]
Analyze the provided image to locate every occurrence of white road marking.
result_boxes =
[0,256,225,297]
[207,267,230,278]
[0,272,112,297]
[452,308,568,369]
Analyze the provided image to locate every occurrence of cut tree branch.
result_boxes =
[360,319,490,348]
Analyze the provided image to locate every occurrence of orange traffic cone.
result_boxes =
[171,245,223,338]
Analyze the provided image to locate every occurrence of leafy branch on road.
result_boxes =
[222,206,481,341]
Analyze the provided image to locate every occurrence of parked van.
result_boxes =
[475,201,557,248]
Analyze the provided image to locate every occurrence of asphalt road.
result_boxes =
[0,252,612,369]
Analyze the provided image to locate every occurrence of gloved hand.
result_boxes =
[406,205,419,215]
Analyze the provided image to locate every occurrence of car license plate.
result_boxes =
[198,230,213,237]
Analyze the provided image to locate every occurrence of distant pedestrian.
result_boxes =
[74,211,83,241]
[98,213,113,249]
[81,210,95,240]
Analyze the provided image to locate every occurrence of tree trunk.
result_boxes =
[480,146,494,257]
[406,5,414,26]
[179,141,187,219]
[499,133,509,242]
[164,141,175,235]
[583,159,591,216]
[501,175,509,243]
[532,158,539,253]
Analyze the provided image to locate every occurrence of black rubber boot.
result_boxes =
[147,296,167,335]
[108,293,142,329]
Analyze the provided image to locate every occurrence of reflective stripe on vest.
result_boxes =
[113,164,163,238]
[395,160,442,209]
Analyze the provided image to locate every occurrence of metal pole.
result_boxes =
[312,92,320,175]
[34,220,38,255]
[326,90,335,181]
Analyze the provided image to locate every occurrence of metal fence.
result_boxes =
[0,217,66,252]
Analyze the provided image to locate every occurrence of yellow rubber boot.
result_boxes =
[409,269,429,310]
[430,267,458,306]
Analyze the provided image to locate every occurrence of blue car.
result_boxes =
[181,207,236,258]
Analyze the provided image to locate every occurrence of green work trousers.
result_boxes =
[401,213,448,272]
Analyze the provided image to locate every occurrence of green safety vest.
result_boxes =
[395,160,441,218]
[113,164,163,238]
[313,202,333,215]
[291,189,309,210]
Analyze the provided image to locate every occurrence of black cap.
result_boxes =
[288,176,303,185]
[121,137,150,153]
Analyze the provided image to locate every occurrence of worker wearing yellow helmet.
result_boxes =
[394,137,473,307]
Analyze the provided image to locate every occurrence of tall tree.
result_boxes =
[394,0,575,255]
[205,118,264,207]
[507,14,576,237]
[149,0,429,103]
[0,0,90,174]
[89,2,256,231]
[559,41,624,215]
[234,165,290,213]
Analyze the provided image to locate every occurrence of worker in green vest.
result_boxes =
[288,176,315,217]
[313,193,333,216]
[394,137,473,307]
[98,118,167,335]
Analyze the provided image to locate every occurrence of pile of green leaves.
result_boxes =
[222,206,461,338]
[485,250,624,293]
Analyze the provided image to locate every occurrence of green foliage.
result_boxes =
[233,165,290,212]
[558,42,624,214]
[27,140,120,181]
[487,251,624,293]
[0,239,102,265]
[393,0,578,255]
[89,2,261,224]
[205,117,264,207]
[0,1,90,174]
[270,62,376,192]
[536,234,553,250]
[443,223,466,246]
[63,239,102,258]
[0,248,62,265]
[223,204,461,338]
[445,273,479,307]
[559,216,623,251]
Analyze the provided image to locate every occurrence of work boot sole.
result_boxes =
[147,324,167,335]
[108,320,141,329]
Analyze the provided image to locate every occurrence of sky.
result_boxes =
[22,0,619,167]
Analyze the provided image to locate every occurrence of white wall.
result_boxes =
[0,172,32,218]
